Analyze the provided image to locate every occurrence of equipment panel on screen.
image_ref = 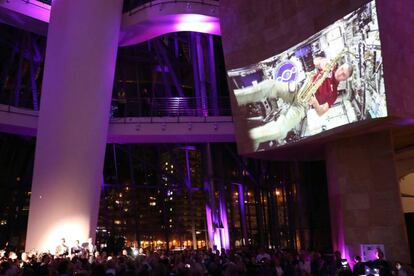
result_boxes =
[228,0,386,154]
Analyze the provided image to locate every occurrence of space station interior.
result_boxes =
[228,1,387,150]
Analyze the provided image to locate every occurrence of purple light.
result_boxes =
[213,231,222,251]
[206,197,230,251]
[218,195,230,250]
[119,14,221,46]
[330,194,352,268]
[205,206,214,249]
[175,14,216,33]
[0,2,221,47]
[396,118,414,125]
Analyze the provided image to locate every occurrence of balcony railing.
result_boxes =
[123,0,219,13]
[111,96,231,118]
[0,88,231,119]
[0,84,232,119]
[21,0,219,11]
[33,0,52,6]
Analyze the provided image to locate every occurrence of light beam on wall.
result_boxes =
[175,14,216,33]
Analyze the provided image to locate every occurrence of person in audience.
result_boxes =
[1,243,411,276]
[394,260,414,276]
[370,249,392,276]
[256,247,271,263]
[352,255,365,276]
[298,250,311,276]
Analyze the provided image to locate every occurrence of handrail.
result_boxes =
[124,0,219,14]
[0,96,232,119]
[17,0,220,13]
[111,96,232,118]
[19,0,51,10]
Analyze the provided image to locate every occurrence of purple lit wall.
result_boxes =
[205,205,215,249]
[329,189,348,262]
[326,131,410,263]
[218,193,230,250]
[204,181,230,251]
[213,231,222,251]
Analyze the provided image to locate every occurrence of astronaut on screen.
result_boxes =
[228,0,386,152]
[233,52,353,150]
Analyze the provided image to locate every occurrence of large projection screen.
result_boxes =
[228,0,387,154]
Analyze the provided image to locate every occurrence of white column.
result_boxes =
[25,0,123,252]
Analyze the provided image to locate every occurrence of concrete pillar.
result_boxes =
[25,0,122,252]
[325,130,410,263]
[204,143,215,249]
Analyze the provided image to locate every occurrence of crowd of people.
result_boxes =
[0,243,413,276]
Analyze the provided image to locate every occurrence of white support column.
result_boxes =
[25,0,123,252]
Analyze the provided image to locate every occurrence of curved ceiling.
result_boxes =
[120,1,220,46]
[0,0,221,46]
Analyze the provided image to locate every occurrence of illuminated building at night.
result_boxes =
[0,0,413,266]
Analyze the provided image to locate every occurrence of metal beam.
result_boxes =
[196,33,208,116]
[224,144,259,185]
[254,161,266,248]
[190,33,201,115]
[0,47,17,98]
[155,38,185,97]
[207,35,218,116]
[28,35,39,111]
[184,146,197,249]
[153,41,172,97]
[14,33,26,107]
[233,182,248,246]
